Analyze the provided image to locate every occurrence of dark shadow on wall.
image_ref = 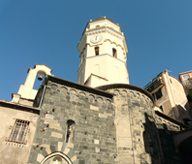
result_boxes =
[177,105,191,126]
[143,113,183,164]
[178,136,192,164]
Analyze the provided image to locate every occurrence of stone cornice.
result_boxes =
[97,83,154,104]
[0,99,40,114]
[46,75,114,99]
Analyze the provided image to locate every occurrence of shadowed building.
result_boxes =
[179,70,192,109]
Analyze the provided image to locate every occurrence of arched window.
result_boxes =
[113,48,117,58]
[41,152,73,164]
[95,47,99,56]
[66,120,75,143]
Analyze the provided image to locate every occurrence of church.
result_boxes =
[0,17,192,164]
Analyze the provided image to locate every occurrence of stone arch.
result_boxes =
[60,87,68,94]
[136,92,140,98]
[51,83,58,90]
[105,99,112,104]
[129,91,135,98]
[88,94,95,103]
[121,90,127,97]
[41,152,73,164]
[114,89,120,96]
[69,89,77,95]
[96,97,103,103]
[79,92,86,97]
[69,89,77,101]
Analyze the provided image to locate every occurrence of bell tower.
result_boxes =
[77,17,129,88]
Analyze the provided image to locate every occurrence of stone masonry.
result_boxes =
[28,77,117,164]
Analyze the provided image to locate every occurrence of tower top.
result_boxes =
[78,17,128,55]
[77,17,130,88]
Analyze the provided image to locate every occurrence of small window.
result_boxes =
[152,89,162,100]
[113,48,117,58]
[95,47,99,56]
[6,119,30,144]
[183,75,190,79]
[160,105,164,112]
[169,78,172,84]
[66,120,75,143]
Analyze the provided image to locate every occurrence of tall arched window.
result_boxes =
[113,48,117,58]
[66,120,75,143]
[95,47,99,56]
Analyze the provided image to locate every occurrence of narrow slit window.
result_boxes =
[6,119,30,144]
[95,47,99,56]
[160,105,164,112]
[66,120,75,143]
[113,48,117,58]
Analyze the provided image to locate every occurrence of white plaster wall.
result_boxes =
[18,65,52,100]
[0,106,39,164]
[83,55,129,87]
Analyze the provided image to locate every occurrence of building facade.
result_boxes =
[144,71,191,124]
[179,70,192,95]
[179,71,192,109]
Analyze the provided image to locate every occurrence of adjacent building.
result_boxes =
[179,70,192,94]
[144,71,191,124]
[179,71,192,109]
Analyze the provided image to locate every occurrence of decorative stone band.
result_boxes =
[97,83,154,105]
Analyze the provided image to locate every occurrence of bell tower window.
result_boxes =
[95,47,99,56]
[113,48,117,58]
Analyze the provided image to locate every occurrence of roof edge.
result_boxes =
[46,75,114,99]
[97,83,154,104]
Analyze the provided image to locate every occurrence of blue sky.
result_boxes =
[0,0,192,101]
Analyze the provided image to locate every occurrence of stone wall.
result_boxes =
[28,78,117,164]
[103,86,159,164]
[101,84,184,164]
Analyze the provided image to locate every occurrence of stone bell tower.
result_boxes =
[77,17,129,88]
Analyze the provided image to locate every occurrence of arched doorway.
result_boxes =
[41,152,73,164]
